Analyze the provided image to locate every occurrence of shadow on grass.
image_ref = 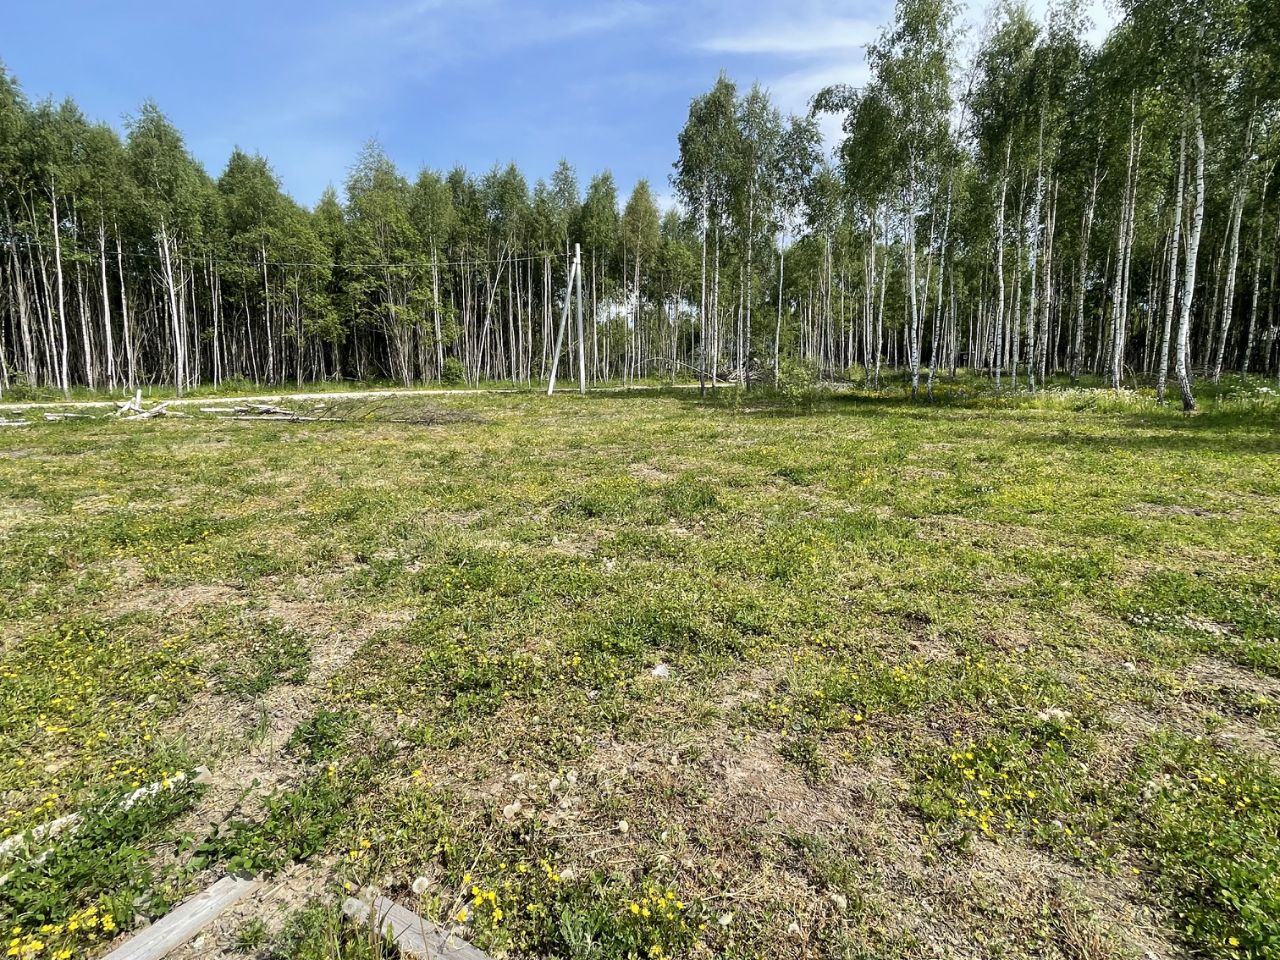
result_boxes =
[571,379,1280,457]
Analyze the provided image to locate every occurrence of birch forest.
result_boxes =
[1,0,1277,411]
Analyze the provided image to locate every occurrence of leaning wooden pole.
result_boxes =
[574,243,587,395]
[547,256,578,396]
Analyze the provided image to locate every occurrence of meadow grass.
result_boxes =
[1,381,1277,959]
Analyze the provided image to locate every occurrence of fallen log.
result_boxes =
[121,401,186,421]
[112,389,145,416]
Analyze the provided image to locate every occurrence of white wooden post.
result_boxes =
[547,256,579,396]
[574,244,587,394]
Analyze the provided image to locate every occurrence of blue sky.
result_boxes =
[3,0,1111,210]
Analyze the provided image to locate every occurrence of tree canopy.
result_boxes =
[0,0,1275,406]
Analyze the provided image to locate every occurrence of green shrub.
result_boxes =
[440,357,466,385]
[774,358,824,411]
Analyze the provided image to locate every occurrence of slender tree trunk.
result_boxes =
[929,165,956,400]
[575,243,586,394]
[906,197,922,400]
[1176,104,1205,412]
[1212,119,1254,382]
[97,219,116,391]
[1111,101,1141,389]
[1037,179,1057,387]
[745,182,754,390]
[994,143,1011,390]
[1157,129,1186,403]
[875,207,887,389]
[699,206,709,394]
[1241,166,1271,378]
[115,229,136,387]
[159,218,185,394]
[50,186,70,397]
[774,237,785,382]
[711,223,720,390]
[432,245,444,380]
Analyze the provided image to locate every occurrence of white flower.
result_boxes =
[411,876,431,895]
[1037,707,1071,723]
[342,896,369,923]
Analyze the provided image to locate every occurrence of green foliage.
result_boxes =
[264,902,389,960]
[773,357,824,411]
[208,618,312,699]
[0,620,203,832]
[1135,735,1280,959]
[1122,569,1280,671]
[430,865,705,960]
[288,709,359,763]
[197,756,382,873]
[235,916,269,952]
[440,356,466,385]
[910,722,1115,854]
[0,0,1275,398]
[0,778,203,959]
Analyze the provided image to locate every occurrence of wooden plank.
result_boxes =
[99,875,260,960]
[343,895,490,960]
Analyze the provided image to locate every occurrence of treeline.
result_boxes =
[673,0,1279,408]
[0,90,685,396]
[1,0,1277,408]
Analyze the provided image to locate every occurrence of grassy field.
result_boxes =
[1,383,1278,960]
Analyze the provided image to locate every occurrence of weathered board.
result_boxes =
[99,875,260,960]
[343,895,490,960]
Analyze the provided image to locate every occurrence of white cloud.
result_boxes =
[700,17,878,55]
[652,189,683,215]
[555,1,657,40]
[692,6,879,158]
[694,0,1122,164]
[960,0,1119,53]
[766,62,871,154]
[767,62,871,111]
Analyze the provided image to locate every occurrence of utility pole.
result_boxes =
[547,250,580,396]
[574,243,586,394]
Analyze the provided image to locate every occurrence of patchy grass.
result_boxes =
[0,620,204,830]
[1,384,1278,959]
